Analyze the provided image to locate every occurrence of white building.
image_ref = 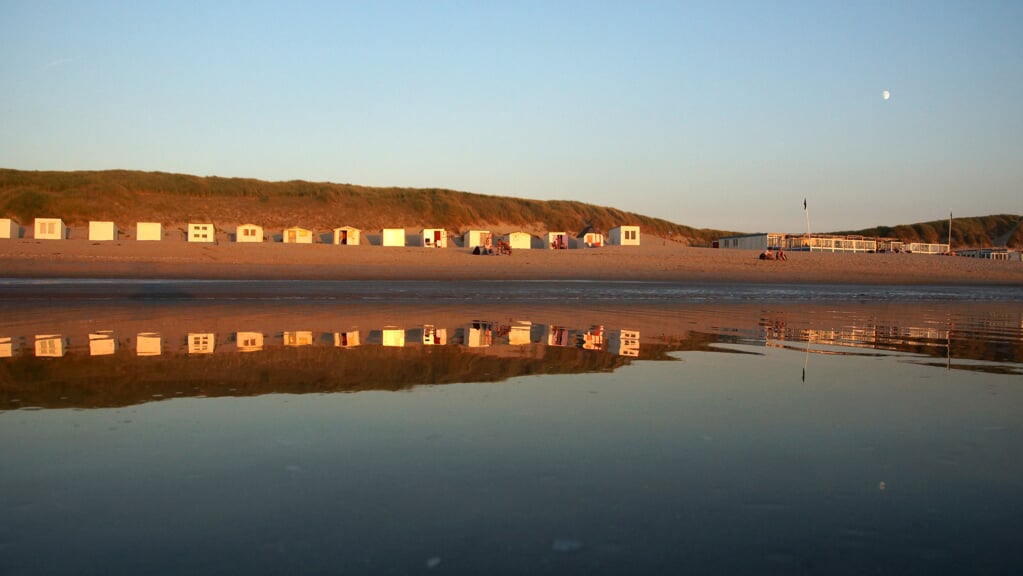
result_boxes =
[334,331,360,348]
[504,231,532,250]
[188,223,215,243]
[609,226,640,246]
[188,333,215,354]
[382,228,406,247]
[236,224,264,243]
[422,228,448,248]
[236,331,264,352]
[0,218,19,239]
[333,226,360,245]
[382,328,406,347]
[89,221,118,241]
[464,230,492,249]
[547,232,568,250]
[35,334,67,357]
[136,222,163,241]
[89,331,117,356]
[284,227,313,244]
[136,333,162,356]
[34,218,66,240]
[582,232,604,247]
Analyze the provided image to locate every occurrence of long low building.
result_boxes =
[714,233,949,254]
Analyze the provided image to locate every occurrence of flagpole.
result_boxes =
[803,198,811,252]
[948,210,953,254]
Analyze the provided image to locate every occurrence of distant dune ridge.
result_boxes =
[0,168,1020,248]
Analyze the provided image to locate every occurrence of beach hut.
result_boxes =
[188,223,215,243]
[284,331,314,346]
[284,227,313,244]
[188,333,215,354]
[509,321,532,346]
[609,329,640,357]
[333,226,361,245]
[334,331,360,348]
[583,232,604,248]
[34,218,66,240]
[609,226,640,246]
[546,232,568,250]
[236,224,263,243]
[0,218,19,239]
[464,230,492,250]
[89,221,118,241]
[136,222,162,241]
[236,331,264,352]
[421,228,448,248]
[89,331,117,356]
[136,333,162,356]
[35,334,67,357]
[382,228,406,247]
[504,231,532,251]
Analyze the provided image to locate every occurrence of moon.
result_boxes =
[882,90,891,100]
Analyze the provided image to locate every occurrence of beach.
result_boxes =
[1,230,1021,285]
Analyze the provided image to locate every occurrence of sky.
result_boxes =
[1,1,1020,232]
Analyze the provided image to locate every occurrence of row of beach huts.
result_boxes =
[0,218,641,249]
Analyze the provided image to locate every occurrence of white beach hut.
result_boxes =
[582,232,604,247]
[464,230,492,250]
[284,331,314,346]
[334,331,360,348]
[609,225,640,246]
[35,334,67,357]
[0,336,15,358]
[284,227,313,244]
[0,218,19,239]
[188,333,215,354]
[382,228,406,247]
[188,223,215,243]
[236,331,264,352]
[89,221,118,241]
[422,228,448,248]
[136,222,163,241]
[504,231,532,250]
[382,328,406,347]
[423,325,448,346]
[136,332,162,356]
[546,232,569,250]
[34,218,66,240]
[89,331,117,356]
[236,224,264,243]
[333,226,361,246]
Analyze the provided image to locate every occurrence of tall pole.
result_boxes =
[804,198,811,252]
[948,210,953,254]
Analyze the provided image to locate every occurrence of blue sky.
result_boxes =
[2,1,1020,232]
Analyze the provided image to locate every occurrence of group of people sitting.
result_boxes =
[472,239,512,255]
[759,247,788,261]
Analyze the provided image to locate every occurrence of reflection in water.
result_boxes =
[2,283,1023,574]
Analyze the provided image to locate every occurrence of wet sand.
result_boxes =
[1,233,1021,285]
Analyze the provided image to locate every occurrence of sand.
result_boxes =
[1,230,1022,285]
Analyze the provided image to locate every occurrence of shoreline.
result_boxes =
[1,236,1022,286]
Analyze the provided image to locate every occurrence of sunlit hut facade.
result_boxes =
[504,231,532,250]
[381,228,406,247]
[187,223,215,243]
[236,224,263,243]
[464,230,491,250]
[88,221,118,241]
[34,218,66,240]
[136,222,162,241]
[333,226,360,246]
[283,227,313,244]
[421,228,448,248]
[609,225,640,246]
[1,218,20,239]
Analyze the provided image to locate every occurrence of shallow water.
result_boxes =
[1,281,1022,574]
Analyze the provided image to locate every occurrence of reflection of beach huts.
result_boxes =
[609,226,640,246]
[509,321,532,345]
[89,221,118,241]
[422,228,448,248]
[609,329,640,357]
[504,232,532,251]
[382,228,406,247]
[333,226,360,246]
[137,222,163,241]
[34,218,66,240]
[423,325,447,345]
[284,331,314,346]
[581,325,605,350]
[236,224,264,243]
[548,325,570,346]
[89,331,117,356]
[35,334,67,357]
[236,331,264,352]
[382,328,406,347]
[468,321,494,347]
[188,333,215,354]
[0,336,15,358]
[188,223,215,243]
[582,232,604,248]
[1,218,20,239]
[284,227,313,244]
[547,232,568,250]
[334,331,360,348]
[464,230,492,250]
[136,333,162,356]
